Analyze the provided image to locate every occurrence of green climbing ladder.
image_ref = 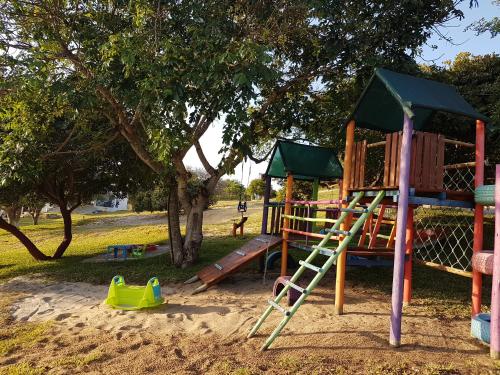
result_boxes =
[247,190,386,350]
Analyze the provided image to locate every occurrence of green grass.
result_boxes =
[0,362,45,375]
[0,207,262,284]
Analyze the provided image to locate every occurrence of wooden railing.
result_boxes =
[347,131,475,192]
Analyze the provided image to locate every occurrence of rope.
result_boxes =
[262,238,271,285]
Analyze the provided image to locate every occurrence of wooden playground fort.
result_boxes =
[191,68,500,358]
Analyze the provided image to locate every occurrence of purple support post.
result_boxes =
[490,165,500,359]
[389,113,413,347]
[261,175,272,235]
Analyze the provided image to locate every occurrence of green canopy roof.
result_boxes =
[265,140,343,181]
[350,68,488,133]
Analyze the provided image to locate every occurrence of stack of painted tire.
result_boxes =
[475,185,496,206]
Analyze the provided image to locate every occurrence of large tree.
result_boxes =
[0,0,471,267]
[0,74,143,260]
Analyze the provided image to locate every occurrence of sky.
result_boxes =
[183,1,500,186]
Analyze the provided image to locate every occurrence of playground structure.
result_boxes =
[249,68,492,351]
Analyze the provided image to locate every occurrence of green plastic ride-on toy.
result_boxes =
[105,275,165,310]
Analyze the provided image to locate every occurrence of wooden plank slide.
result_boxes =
[184,234,282,294]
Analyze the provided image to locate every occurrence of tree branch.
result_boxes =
[194,140,216,177]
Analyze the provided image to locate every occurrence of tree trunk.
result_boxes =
[29,208,42,225]
[181,196,207,267]
[52,205,73,259]
[5,205,22,227]
[32,208,41,225]
[167,189,185,267]
[167,187,208,268]
[0,217,51,260]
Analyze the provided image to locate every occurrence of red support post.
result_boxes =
[403,207,414,306]
[472,119,485,316]
[281,173,293,276]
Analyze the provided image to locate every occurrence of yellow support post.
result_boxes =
[335,119,355,315]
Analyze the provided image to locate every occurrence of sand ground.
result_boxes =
[0,273,497,374]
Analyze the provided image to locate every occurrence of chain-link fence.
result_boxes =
[443,164,475,193]
[413,206,474,273]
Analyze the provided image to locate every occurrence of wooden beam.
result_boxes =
[367,140,386,149]
[443,161,476,170]
[414,259,473,278]
[444,138,475,148]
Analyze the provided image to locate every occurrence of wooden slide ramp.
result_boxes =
[185,234,282,294]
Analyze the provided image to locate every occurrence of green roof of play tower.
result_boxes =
[265,140,343,181]
[350,68,488,133]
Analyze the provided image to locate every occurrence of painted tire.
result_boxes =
[475,185,495,206]
[472,251,494,275]
[265,251,297,270]
[273,276,301,306]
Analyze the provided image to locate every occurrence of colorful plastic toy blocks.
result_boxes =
[105,275,165,310]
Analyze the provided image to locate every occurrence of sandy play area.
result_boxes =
[0,272,497,374]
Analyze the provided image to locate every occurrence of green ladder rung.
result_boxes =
[299,260,324,274]
[284,280,308,295]
[311,245,336,256]
[268,300,290,316]
[329,229,351,236]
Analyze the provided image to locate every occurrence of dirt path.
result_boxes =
[82,203,263,228]
[0,274,496,374]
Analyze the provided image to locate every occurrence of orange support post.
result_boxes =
[369,205,386,248]
[335,119,355,315]
[403,207,414,306]
[472,119,485,316]
[281,173,294,276]
[358,212,373,247]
